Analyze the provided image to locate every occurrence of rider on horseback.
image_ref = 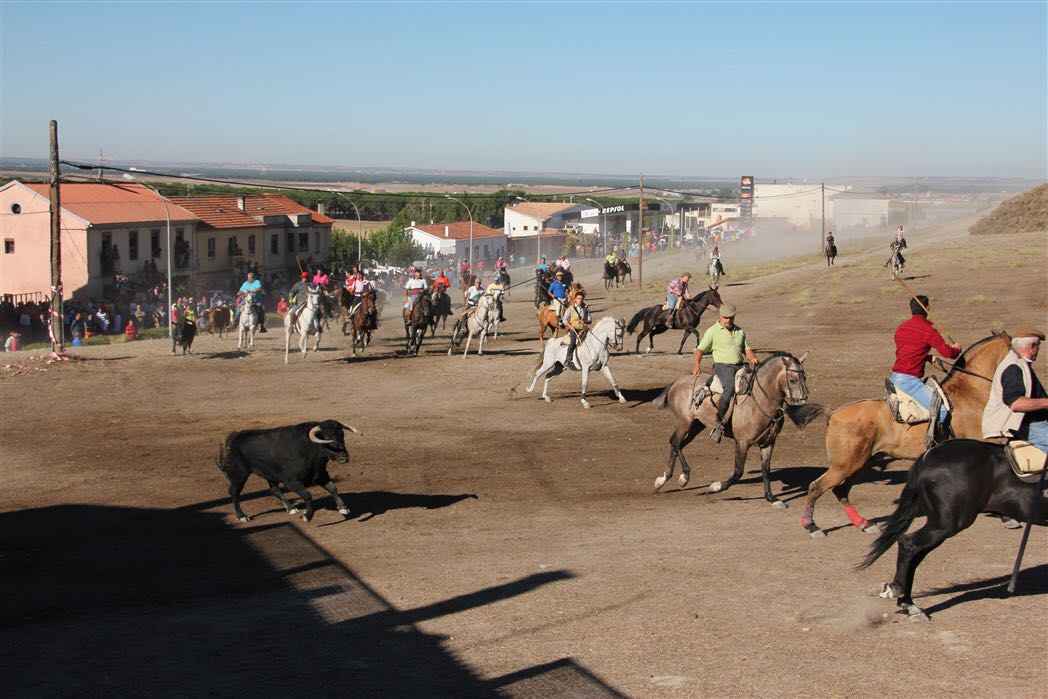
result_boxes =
[885,227,907,268]
[286,271,313,332]
[983,327,1048,453]
[486,273,507,322]
[547,270,568,321]
[535,257,549,275]
[890,295,961,422]
[234,271,267,333]
[666,273,692,325]
[691,303,758,443]
[432,269,450,294]
[347,270,372,316]
[562,289,591,369]
[403,269,427,310]
[461,277,485,320]
[605,249,618,267]
[708,246,726,278]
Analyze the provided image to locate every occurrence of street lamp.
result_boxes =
[655,197,673,249]
[584,197,607,256]
[515,196,539,264]
[444,194,474,269]
[326,188,363,266]
[124,173,173,341]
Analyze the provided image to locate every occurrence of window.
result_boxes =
[227,237,237,256]
[286,232,294,255]
[523,225,529,231]
[207,237,215,258]
[151,230,161,258]
[9,203,21,214]
[270,234,279,255]
[4,239,14,254]
[128,231,139,260]
[248,234,256,255]
[298,232,308,252]
[313,231,320,252]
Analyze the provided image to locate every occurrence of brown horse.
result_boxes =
[799,333,1012,538]
[537,305,561,344]
[824,240,837,267]
[347,290,378,355]
[205,305,232,339]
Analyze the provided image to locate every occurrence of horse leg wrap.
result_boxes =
[800,505,815,529]
[844,505,868,529]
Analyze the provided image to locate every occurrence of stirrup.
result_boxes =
[709,422,724,443]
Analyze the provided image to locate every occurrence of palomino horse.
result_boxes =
[526,316,627,408]
[403,293,433,355]
[347,290,378,356]
[449,289,502,356]
[236,302,264,351]
[652,352,827,508]
[859,439,1048,621]
[800,333,1012,538]
[206,305,232,338]
[283,287,324,364]
[429,289,453,335]
[537,304,561,344]
[625,287,723,354]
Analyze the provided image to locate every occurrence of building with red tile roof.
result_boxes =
[407,221,508,264]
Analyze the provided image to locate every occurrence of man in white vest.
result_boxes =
[983,327,1048,453]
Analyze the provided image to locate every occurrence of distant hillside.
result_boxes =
[969,183,1048,234]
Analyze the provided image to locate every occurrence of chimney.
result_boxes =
[411,220,416,227]
[236,196,245,211]
[317,201,326,215]
[444,225,450,238]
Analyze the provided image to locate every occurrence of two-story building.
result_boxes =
[503,202,587,263]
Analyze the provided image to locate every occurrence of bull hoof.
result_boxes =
[772,500,788,510]
[707,481,724,493]
[1001,518,1022,530]
[654,475,668,491]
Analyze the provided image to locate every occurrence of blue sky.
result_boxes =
[2,1,1045,178]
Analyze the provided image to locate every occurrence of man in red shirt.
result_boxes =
[890,294,962,420]
[432,269,450,293]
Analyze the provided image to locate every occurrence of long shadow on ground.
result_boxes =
[0,504,621,697]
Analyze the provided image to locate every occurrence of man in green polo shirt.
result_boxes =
[692,303,758,442]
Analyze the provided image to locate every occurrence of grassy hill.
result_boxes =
[969,183,1048,234]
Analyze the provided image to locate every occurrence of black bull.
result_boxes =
[217,420,363,523]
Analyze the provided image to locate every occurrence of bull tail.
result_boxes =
[785,403,833,429]
[216,440,230,474]
[626,308,647,335]
[856,453,924,570]
[652,385,671,410]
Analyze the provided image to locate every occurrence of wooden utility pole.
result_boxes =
[820,182,826,251]
[48,120,65,353]
[638,173,644,288]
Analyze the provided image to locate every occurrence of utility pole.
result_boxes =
[638,173,644,288]
[820,182,826,251]
[49,121,65,353]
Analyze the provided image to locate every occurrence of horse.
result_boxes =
[652,352,828,508]
[525,316,627,408]
[858,439,1047,621]
[448,289,502,356]
[403,292,433,356]
[347,290,379,356]
[889,249,905,279]
[707,258,722,287]
[205,305,232,339]
[625,287,723,355]
[824,241,838,267]
[429,288,453,336]
[616,260,632,286]
[534,271,553,308]
[497,268,511,296]
[173,316,197,355]
[283,287,323,364]
[236,301,264,351]
[799,333,1012,538]
[537,304,561,344]
[602,261,617,290]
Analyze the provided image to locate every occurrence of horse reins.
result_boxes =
[931,356,992,382]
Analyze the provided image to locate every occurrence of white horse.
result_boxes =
[236,299,264,351]
[450,289,503,357]
[283,287,324,364]
[526,316,627,408]
[707,257,722,288]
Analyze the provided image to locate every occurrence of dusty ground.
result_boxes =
[2,215,1046,697]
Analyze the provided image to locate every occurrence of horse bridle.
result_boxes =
[752,356,809,420]
[931,356,992,382]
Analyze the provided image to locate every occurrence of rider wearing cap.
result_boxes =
[462,277,485,319]
[286,271,313,331]
[486,273,507,322]
[983,327,1048,453]
[547,269,568,319]
[692,303,758,442]
[562,288,592,368]
[709,246,726,277]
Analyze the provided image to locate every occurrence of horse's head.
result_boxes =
[705,286,723,306]
[947,333,1012,383]
[760,351,810,406]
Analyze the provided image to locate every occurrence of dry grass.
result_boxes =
[970,184,1048,235]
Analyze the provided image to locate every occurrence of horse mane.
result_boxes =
[756,350,798,367]
[942,333,1009,385]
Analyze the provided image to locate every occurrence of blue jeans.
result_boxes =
[666,294,678,310]
[1026,420,1048,454]
[890,372,947,421]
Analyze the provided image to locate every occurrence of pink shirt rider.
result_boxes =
[350,277,371,295]
[313,272,329,288]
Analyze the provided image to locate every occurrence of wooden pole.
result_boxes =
[638,173,644,288]
[48,120,65,353]
[893,276,957,345]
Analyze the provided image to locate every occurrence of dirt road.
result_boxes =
[3,215,1045,697]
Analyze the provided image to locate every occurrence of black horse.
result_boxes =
[603,261,618,290]
[858,439,1047,620]
[403,293,433,355]
[534,269,572,308]
[625,287,723,354]
[616,260,632,285]
[429,289,453,336]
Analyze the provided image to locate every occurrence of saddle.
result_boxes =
[1005,441,1047,483]
[691,366,755,429]
[884,378,950,425]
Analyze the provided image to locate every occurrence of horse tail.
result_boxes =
[856,454,924,570]
[652,385,671,410]
[785,403,833,429]
[626,308,647,334]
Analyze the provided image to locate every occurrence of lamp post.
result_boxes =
[444,194,474,269]
[515,196,539,264]
[584,197,606,256]
[326,189,363,266]
[124,173,172,340]
[655,197,673,249]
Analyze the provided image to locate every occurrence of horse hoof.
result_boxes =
[288,507,300,515]
[707,481,723,493]
[906,606,930,622]
[338,508,350,516]
[618,396,627,404]
[581,400,591,409]
[678,473,689,487]
[654,475,668,491]
[543,397,552,403]
[808,528,826,539]
[1001,518,1022,530]
[238,515,250,523]
[862,523,881,535]
[772,500,788,510]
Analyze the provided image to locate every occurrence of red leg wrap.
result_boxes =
[844,505,867,529]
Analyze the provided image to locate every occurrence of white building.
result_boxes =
[753,182,889,231]
[407,221,508,263]
[504,202,587,263]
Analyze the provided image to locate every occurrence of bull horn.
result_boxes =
[308,426,335,444]
[338,422,363,436]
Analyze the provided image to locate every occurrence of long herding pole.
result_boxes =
[1007,465,1046,594]
[638,173,644,288]
[893,276,957,345]
[48,120,65,354]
